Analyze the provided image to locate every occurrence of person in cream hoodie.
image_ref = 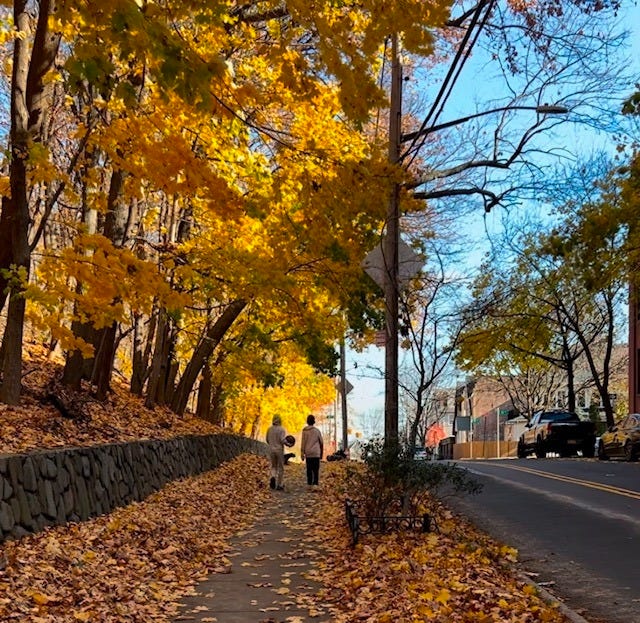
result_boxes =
[266,415,287,490]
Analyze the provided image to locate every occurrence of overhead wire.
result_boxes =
[401,0,497,170]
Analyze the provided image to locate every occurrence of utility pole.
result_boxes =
[384,33,402,444]
[340,339,349,453]
[333,391,338,452]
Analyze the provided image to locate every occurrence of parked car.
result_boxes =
[413,446,429,461]
[517,410,596,458]
[597,414,640,461]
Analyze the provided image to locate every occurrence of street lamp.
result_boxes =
[382,39,568,445]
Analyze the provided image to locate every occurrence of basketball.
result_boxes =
[284,435,295,447]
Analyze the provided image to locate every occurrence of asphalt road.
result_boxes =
[445,458,640,623]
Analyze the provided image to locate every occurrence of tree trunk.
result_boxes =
[249,412,262,439]
[62,245,101,389]
[170,299,247,416]
[0,222,12,314]
[165,359,179,405]
[87,169,128,397]
[408,406,423,451]
[0,0,60,404]
[140,197,194,408]
[210,381,225,426]
[562,343,578,414]
[61,348,84,391]
[145,308,172,408]
[0,156,30,404]
[0,291,27,404]
[196,365,212,421]
[60,146,99,389]
[91,322,118,400]
[62,168,127,396]
[578,294,617,428]
[131,311,156,396]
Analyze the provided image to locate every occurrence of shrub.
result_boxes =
[343,437,482,518]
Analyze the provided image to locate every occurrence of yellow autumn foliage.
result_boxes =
[224,344,336,438]
[1,0,453,415]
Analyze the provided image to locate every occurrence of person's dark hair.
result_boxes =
[307,414,315,425]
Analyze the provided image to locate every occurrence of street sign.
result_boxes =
[374,330,386,347]
[456,416,470,432]
[336,379,354,395]
[362,238,424,290]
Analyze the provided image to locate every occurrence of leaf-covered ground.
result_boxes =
[307,466,571,623]
[0,346,222,456]
[0,455,271,622]
[0,351,572,622]
[0,459,572,622]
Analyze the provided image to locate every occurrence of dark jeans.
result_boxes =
[306,457,320,485]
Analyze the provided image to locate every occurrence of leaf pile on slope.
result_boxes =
[0,345,222,455]
[307,463,569,623]
[0,454,270,622]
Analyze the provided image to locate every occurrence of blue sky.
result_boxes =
[340,1,640,439]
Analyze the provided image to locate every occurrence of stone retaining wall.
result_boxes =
[0,433,268,542]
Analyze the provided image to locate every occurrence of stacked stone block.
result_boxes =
[0,433,268,542]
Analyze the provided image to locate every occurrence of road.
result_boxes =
[446,458,640,623]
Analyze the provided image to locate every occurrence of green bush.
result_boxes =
[343,438,482,518]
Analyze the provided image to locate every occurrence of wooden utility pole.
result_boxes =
[384,33,402,444]
[340,339,349,453]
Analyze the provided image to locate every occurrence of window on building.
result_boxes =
[553,391,567,409]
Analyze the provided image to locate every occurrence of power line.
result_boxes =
[401,0,497,169]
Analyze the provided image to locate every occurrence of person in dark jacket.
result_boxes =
[301,414,323,488]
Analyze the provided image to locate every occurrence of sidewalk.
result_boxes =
[173,467,330,623]
[169,460,589,623]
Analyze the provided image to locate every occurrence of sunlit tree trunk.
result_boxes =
[62,168,131,398]
[61,164,99,390]
[170,299,246,416]
[249,413,262,439]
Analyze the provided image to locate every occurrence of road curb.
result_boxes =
[519,573,591,623]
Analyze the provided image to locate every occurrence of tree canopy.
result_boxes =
[0,0,633,436]
[0,0,453,425]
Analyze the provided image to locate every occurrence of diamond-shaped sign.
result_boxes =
[336,379,354,395]
[362,238,424,290]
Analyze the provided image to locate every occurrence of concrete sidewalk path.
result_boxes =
[173,467,331,623]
